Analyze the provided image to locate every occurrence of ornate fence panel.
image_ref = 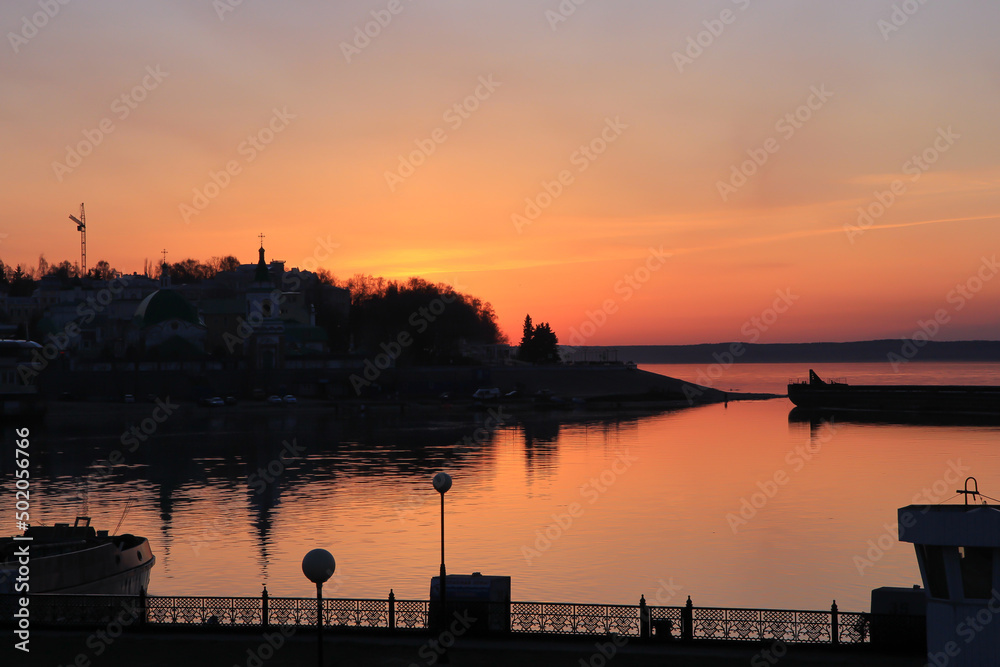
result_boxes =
[267,597,316,627]
[146,596,262,626]
[838,611,870,644]
[324,598,389,628]
[792,610,834,643]
[646,605,868,645]
[647,605,683,640]
[509,602,640,637]
[394,599,428,629]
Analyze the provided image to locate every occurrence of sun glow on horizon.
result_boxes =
[4,1,1000,344]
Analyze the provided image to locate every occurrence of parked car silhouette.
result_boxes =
[472,388,500,400]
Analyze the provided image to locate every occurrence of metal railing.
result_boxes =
[144,590,425,630]
[645,598,868,644]
[510,602,640,636]
[1,590,878,646]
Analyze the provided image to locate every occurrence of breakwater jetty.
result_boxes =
[38,362,777,407]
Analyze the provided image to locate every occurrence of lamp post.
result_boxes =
[432,472,452,641]
[302,548,336,667]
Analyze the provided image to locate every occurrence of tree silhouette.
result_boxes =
[47,260,77,281]
[518,315,560,363]
[10,266,33,296]
[209,255,241,273]
[87,260,114,280]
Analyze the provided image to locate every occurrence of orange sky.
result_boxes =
[3,0,999,344]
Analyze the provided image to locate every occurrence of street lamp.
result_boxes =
[432,472,452,637]
[302,548,336,667]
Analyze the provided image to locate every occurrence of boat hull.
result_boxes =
[788,381,1000,415]
[0,529,154,595]
[51,557,154,595]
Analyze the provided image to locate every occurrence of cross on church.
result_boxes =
[258,233,265,248]
[161,249,168,264]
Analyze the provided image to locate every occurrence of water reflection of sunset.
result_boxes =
[14,381,1000,611]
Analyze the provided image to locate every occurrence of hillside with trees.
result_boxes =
[0,255,505,363]
[346,276,505,363]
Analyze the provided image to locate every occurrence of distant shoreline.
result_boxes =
[576,340,1000,365]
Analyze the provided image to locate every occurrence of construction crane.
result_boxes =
[68,203,86,277]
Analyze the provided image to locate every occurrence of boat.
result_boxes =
[0,517,154,594]
[787,369,1000,415]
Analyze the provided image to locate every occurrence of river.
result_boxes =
[5,361,1000,612]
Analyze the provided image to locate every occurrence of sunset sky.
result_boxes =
[3,0,999,344]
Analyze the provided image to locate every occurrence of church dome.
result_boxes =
[134,289,203,328]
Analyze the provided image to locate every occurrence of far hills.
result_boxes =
[576,340,1000,364]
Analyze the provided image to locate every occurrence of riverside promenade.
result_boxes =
[4,631,925,666]
[2,591,926,666]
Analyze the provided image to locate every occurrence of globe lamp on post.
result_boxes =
[433,472,452,663]
[302,548,336,667]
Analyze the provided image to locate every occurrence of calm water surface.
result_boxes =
[5,361,1000,612]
